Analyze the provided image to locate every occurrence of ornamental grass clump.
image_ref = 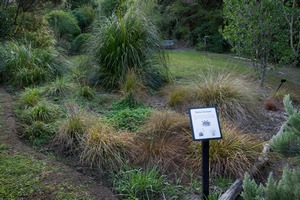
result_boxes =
[132,110,191,173]
[79,123,133,171]
[0,41,67,87]
[188,123,263,178]
[112,167,182,200]
[21,101,62,124]
[120,69,147,104]
[165,84,196,112]
[18,87,44,108]
[24,121,55,146]
[56,105,93,150]
[85,7,170,91]
[45,78,75,97]
[194,71,257,122]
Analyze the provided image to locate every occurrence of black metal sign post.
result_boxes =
[189,107,222,200]
[202,140,210,199]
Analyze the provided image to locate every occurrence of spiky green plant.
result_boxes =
[120,69,147,103]
[111,167,182,200]
[0,41,68,87]
[45,78,75,97]
[18,87,44,108]
[21,101,62,124]
[86,7,170,91]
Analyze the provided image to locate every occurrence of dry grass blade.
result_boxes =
[79,123,133,171]
[56,103,95,150]
[132,110,191,173]
[194,70,258,123]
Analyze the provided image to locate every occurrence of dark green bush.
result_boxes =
[99,0,126,17]
[71,33,92,54]
[72,5,96,32]
[46,10,81,49]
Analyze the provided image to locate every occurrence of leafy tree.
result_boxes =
[154,0,228,52]
[280,0,300,67]
[46,10,81,49]
[223,0,287,87]
[0,0,66,50]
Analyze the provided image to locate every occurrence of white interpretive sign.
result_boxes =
[189,107,222,141]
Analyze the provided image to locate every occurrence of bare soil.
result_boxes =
[0,86,117,200]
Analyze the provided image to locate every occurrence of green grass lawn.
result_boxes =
[168,50,300,99]
[168,50,256,82]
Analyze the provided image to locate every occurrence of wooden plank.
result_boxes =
[219,179,243,200]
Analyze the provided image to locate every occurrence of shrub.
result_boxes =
[271,95,300,156]
[242,168,300,200]
[21,101,62,124]
[72,5,96,31]
[86,8,170,91]
[107,107,151,132]
[79,122,132,171]
[71,33,92,54]
[188,123,263,178]
[194,71,257,123]
[0,41,67,87]
[99,0,127,17]
[46,10,81,49]
[111,167,182,200]
[18,14,56,49]
[24,121,55,146]
[131,110,191,172]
